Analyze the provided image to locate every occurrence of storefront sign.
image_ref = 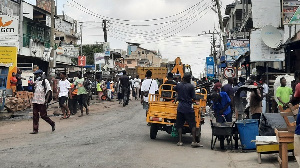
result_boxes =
[78,56,86,66]
[56,45,79,57]
[226,39,249,62]
[0,47,17,88]
[206,57,214,77]
[0,15,18,36]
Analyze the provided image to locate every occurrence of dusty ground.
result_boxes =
[0,100,298,168]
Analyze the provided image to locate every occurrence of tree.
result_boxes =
[72,44,103,65]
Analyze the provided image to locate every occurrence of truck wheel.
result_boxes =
[196,127,201,143]
[150,124,158,139]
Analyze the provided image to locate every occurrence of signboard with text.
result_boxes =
[103,42,110,56]
[78,56,86,66]
[206,57,214,77]
[0,15,19,36]
[226,39,249,62]
[0,47,17,89]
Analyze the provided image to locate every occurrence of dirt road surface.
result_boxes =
[0,100,298,168]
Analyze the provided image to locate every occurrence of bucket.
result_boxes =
[236,119,259,149]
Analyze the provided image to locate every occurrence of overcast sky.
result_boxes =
[25,0,235,78]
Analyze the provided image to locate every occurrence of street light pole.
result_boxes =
[49,0,55,75]
[80,22,83,55]
[79,22,83,76]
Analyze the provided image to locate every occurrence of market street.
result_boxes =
[0,100,297,168]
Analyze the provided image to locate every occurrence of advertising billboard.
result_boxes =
[226,39,249,62]
[0,15,19,36]
[0,47,17,89]
[206,57,214,77]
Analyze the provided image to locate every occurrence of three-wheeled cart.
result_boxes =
[146,84,207,142]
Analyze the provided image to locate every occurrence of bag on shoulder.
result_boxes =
[143,80,153,97]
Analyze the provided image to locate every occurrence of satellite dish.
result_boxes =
[261,25,282,48]
[225,49,239,56]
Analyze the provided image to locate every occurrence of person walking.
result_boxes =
[174,73,201,147]
[27,76,34,92]
[58,72,71,119]
[10,72,17,96]
[222,77,234,120]
[106,79,112,100]
[74,72,89,117]
[248,84,263,120]
[260,77,269,114]
[16,68,25,91]
[69,79,78,115]
[276,77,293,111]
[119,70,130,106]
[133,75,141,100]
[97,80,103,101]
[30,69,55,134]
[141,70,158,117]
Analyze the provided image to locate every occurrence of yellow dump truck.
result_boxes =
[137,67,168,79]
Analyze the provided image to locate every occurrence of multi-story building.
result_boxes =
[18,1,79,72]
[126,43,162,67]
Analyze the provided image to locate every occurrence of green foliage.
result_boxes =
[72,44,103,65]
[83,44,103,65]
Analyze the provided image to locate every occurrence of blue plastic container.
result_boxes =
[236,119,259,149]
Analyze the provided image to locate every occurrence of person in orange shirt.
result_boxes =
[10,72,17,96]
[69,79,78,115]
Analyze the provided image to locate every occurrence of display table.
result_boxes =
[256,136,294,164]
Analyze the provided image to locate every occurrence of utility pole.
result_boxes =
[79,22,83,76]
[49,0,55,75]
[200,31,218,78]
[214,0,227,82]
[215,0,227,51]
[80,22,83,55]
[102,20,108,42]
[19,0,23,51]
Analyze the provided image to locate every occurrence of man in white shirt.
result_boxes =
[260,77,269,114]
[58,72,71,119]
[31,69,55,134]
[141,70,158,118]
[133,75,141,100]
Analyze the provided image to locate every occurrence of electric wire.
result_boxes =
[68,0,204,23]
[108,6,212,44]
[75,2,212,41]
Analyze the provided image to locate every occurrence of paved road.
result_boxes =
[0,100,298,168]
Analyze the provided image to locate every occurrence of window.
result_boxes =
[127,60,132,64]
[142,51,144,54]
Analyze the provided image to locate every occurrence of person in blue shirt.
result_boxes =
[211,91,232,123]
[174,73,201,147]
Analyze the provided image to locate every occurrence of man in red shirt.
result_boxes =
[10,72,17,96]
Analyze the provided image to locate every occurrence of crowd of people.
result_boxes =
[26,69,150,134]
[209,76,270,124]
